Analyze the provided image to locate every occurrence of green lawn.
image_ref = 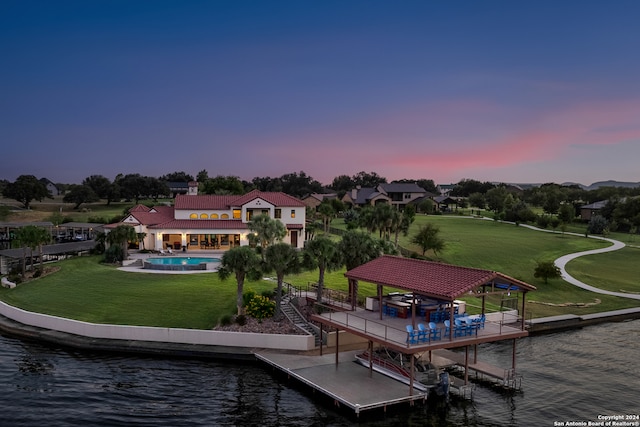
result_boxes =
[0,256,275,328]
[2,216,638,328]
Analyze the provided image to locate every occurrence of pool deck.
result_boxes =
[118,250,223,274]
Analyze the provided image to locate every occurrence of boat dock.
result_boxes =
[432,349,522,390]
[255,349,429,415]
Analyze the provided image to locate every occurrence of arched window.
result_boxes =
[211,213,219,219]
[200,213,209,219]
[189,213,197,219]
[221,213,229,219]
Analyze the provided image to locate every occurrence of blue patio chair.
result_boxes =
[444,320,451,338]
[462,317,477,336]
[428,322,442,341]
[389,307,398,317]
[406,325,419,344]
[478,314,486,329]
[454,319,469,337]
[417,323,429,343]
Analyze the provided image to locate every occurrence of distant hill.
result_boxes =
[561,181,640,190]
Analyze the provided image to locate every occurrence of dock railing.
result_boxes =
[312,302,527,349]
[312,302,413,348]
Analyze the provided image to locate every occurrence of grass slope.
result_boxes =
[0,256,274,328]
[1,216,638,328]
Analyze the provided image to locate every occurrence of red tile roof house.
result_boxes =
[105,190,306,252]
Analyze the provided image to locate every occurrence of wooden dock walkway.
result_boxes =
[255,350,429,415]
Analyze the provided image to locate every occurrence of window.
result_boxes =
[262,209,269,216]
[246,210,253,221]
[200,213,208,219]
[221,213,229,219]
[232,209,241,219]
[404,193,412,199]
[189,213,197,219]
[211,213,219,219]
[291,210,295,218]
[275,209,281,219]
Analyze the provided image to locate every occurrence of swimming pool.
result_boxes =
[143,257,221,271]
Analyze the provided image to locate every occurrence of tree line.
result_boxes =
[3,172,640,234]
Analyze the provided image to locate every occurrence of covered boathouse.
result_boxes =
[309,255,537,398]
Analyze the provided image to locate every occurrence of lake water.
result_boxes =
[1,320,638,426]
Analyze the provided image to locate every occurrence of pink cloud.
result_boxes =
[247,96,640,183]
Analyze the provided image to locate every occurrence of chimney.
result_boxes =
[188,181,198,196]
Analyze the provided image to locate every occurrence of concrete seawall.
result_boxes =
[1,300,639,359]
[527,307,640,335]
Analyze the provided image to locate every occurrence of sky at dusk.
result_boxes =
[2,1,640,186]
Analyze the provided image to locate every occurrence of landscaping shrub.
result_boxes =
[245,295,276,321]
[588,215,609,235]
[219,314,233,326]
[103,245,124,263]
[242,289,256,307]
[261,289,275,299]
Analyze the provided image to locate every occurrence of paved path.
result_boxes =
[515,223,640,301]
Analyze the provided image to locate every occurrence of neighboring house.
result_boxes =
[342,186,390,208]
[580,200,608,221]
[40,178,60,196]
[301,193,337,210]
[342,183,430,210]
[433,195,459,212]
[166,181,198,198]
[106,189,306,251]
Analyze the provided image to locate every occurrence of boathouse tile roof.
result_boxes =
[344,255,535,301]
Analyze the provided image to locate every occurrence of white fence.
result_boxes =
[0,301,315,351]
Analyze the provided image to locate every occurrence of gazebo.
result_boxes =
[311,255,537,394]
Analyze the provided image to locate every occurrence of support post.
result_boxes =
[409,353,414,396]
[521,291,527,330]
[319,323,323,356]
[368,340,373,377]
[512,339,517,370]
[335,328,340,367]
[378,284,383,321]
[464,345,469,385]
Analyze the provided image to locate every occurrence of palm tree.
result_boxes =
[264,243,300,316]
[218,246,261,315]
[106,225,137,261]
[338,230,386,309]
[302,236,341,303]
[317,201,335,232]
[14,225,51,275]
[247,214,286,259]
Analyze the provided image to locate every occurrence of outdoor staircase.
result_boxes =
[280,294,324,347]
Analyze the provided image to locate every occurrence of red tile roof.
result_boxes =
[174,194,239,210]
[129,204,151,212]
[344,255,535,301]
[148,219,247,230]
[173,191,304,210]
[233,189,306,207]
[286,223,304,229]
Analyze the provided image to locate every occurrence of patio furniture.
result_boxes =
[417,323,430,343]
[428,322,442,341]
[444,320,451,337]
[454,318,470,337]
[406,325,419,344]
